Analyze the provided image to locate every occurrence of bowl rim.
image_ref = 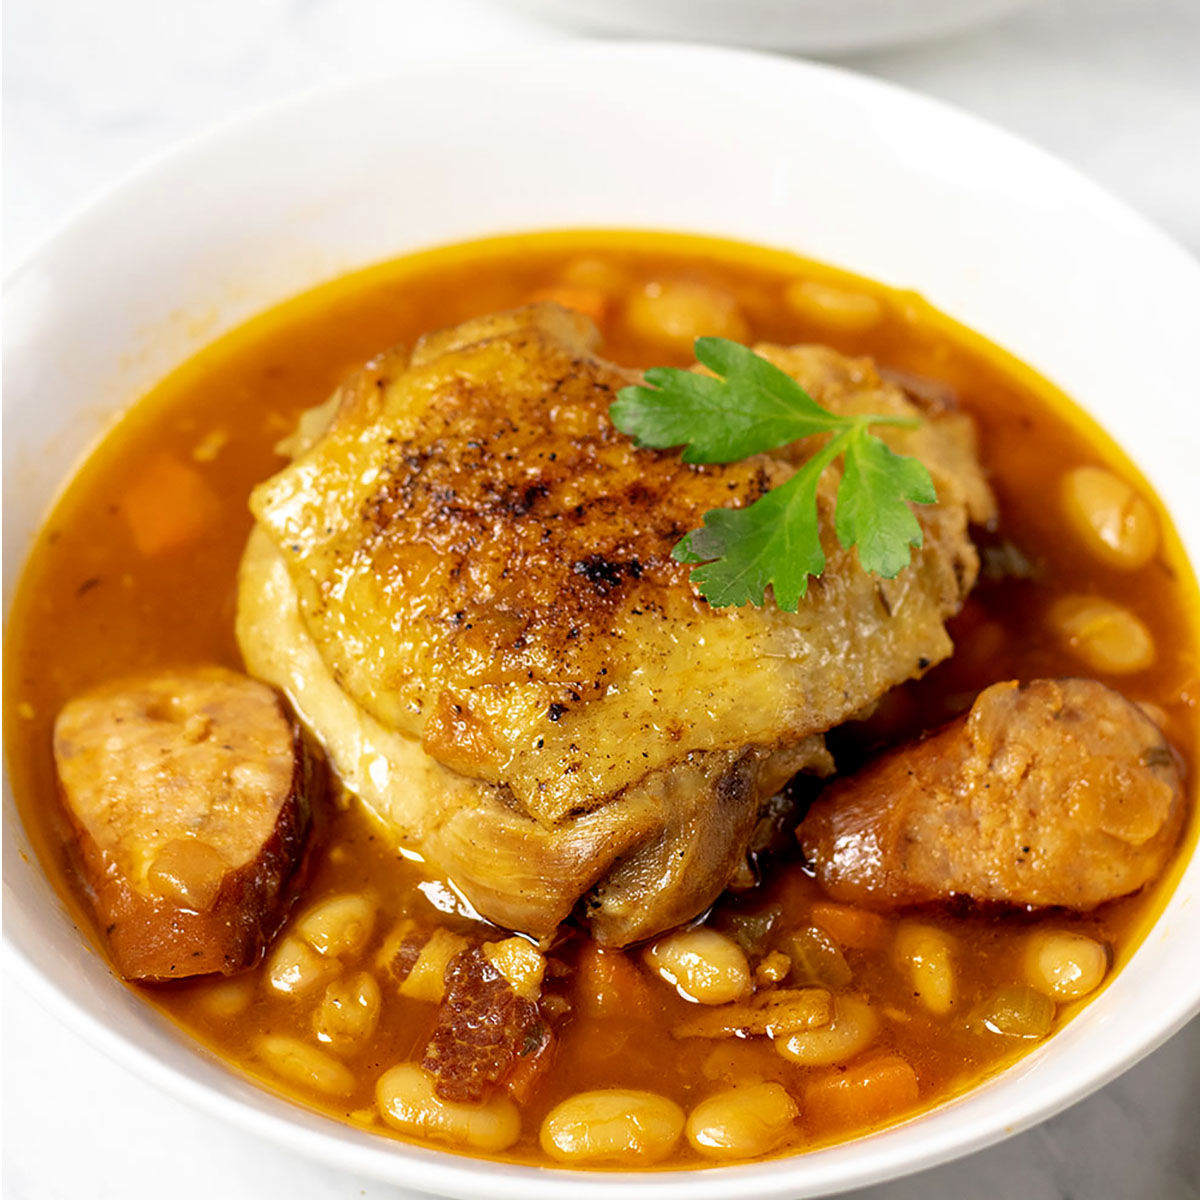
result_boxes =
[7,40,1198,289]
[5,38,1200,1200]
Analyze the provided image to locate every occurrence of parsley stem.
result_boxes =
[846,413,922,432]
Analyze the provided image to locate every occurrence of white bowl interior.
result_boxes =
[5,44,1200,1200]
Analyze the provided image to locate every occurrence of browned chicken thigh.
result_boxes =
[238,303,995,944]
[799,678,1185,911]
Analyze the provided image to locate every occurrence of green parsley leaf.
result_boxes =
[611,338,937,611]
[835,430,936,578]
[673,438,842,609]
[609,337,847,464]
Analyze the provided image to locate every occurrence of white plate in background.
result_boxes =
[497,0,1041,53]
[5,42,1200,1200]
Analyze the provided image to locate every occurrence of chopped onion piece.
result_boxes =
[969,986,1055,1039]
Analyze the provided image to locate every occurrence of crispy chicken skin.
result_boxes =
[238,303,994,944]
[53,668,320,980]
[799,678,1185,911]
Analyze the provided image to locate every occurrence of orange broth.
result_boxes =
[6,231,1198,1166]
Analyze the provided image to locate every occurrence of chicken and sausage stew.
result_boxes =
[6,231,1197,1168]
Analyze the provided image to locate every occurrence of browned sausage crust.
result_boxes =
[798,678,1185,912]
[53,667,322,980]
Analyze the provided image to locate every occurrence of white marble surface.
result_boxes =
[4,0,1199,1197]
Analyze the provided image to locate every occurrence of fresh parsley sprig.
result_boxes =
[610,337,936,612]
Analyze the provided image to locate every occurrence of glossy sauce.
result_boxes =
[6,231,1198,1167]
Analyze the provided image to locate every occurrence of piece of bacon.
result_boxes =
[422,945,549,1103]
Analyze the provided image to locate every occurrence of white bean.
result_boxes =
[376,1063,520,1152]
[775,995,878,1066]
[194,974,255,1019]
[625,281,748,352]
[314,971,382,1050]
[1060,466,1158,570]
[265,934,338,998]
[540,1089,684,1164]
[644,928,751,1005]
[256,1035,355,1096]
[561,256,628,292]
[1047,595,1155,675]
[783,279,883,332]
[295,894,376,959]
[685,1083,798,1160]
[894,923,957,1016]
[1024,930,1109,1000]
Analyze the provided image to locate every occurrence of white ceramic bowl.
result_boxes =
[499,0,1042,53]
[5,42,1200,1200]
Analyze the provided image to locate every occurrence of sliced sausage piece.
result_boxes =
[53,666,321,981]
[799,679,1184,912]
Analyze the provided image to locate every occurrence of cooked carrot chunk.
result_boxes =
[574,943,654,1019]
[120,451,220,555]
[809,902,887,950]
[529,285,609,324]
[804,1055,920,1133]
